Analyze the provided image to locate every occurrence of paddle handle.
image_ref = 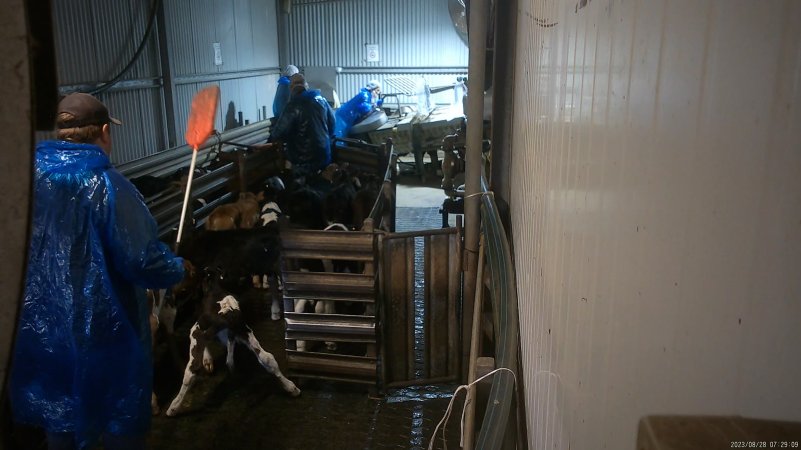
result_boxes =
[175,148,199,246]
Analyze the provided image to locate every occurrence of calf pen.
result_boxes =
[119,126,468,391]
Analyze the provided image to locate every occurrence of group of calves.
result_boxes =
[147,163,386,416]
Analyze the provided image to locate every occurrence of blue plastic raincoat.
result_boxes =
[9,140,185,448]
[272,75,292,118]
[333,88,383,139]
[269,89,336,173]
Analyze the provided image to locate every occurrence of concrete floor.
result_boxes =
[396,185,446,208]
[149,295,464,450]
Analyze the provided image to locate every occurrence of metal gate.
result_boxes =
[281,225,380,385]
[380,226,464,387]
[280,224,464,388]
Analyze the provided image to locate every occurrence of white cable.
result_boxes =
[427,367,518,450]
[323,223,349,231]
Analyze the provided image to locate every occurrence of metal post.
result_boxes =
[462,0,489,381]
[463,235,485,450]
[156,0,177,147]
[1,2,34,443]
[490,0,518,211]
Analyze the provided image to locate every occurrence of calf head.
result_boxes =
[264,176,285,195]
[283,185,326,229]
[320,163,340,183]
[323,182,356,228]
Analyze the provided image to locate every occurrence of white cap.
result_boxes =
[284,65,299,77]
[366,79,381,91]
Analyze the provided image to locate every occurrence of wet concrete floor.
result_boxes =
[149,296,464,450]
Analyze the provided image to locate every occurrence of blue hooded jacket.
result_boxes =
[272,76,292,118]
[334,87,382,139]
[10,140,185,448]
[269,89,335,173]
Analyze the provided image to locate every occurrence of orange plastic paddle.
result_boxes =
[176,85,220,246]
[185,85,220,149]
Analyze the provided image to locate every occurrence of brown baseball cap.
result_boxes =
[57,93,122,128]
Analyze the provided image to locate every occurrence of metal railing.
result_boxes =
[115,121,275,239]
[116,121,271,179]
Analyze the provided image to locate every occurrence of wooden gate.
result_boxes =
[381,226,463,387]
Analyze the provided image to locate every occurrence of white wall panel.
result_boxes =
[511,1,801,448]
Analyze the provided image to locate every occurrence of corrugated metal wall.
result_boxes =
[52,0,161,84]
[281,0,468,104]
[509,1,801,448]
[49,0,280,164]
[51,0,164,163]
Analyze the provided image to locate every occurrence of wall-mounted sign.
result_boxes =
[213,42,223,66]
[365,44,379,62]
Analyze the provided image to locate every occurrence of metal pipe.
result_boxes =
[462,0,489,381]
[156,0,177,147]
[463,235,486,450]
[115,121,270,178]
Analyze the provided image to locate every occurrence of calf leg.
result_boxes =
[252,273,284,321]
[314,300,337,351]
[220,330,235,371]
[364,303,377,357]
[159,303,177,334]
[156,289,183,376]
[269,273,282,321]
[166,323,205,416]
[147,290,161,415]
[319,260,338,350]
[202,347,214,373]
[294,299,311,352]
[271,298,282,321]
[236,330,301,397]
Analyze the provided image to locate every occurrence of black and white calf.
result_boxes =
[179,226,283,316]
[254,200,285,320]
[166,270,300,416]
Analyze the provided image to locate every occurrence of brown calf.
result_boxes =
[205,191,264,231]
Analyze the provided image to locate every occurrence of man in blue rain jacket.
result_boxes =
[334,79,383,139]
[269,74,336,175]
[9,93,186,450]
[272,64,299,119]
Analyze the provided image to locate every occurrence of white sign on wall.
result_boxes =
[365,44,379,62]
[213,42,223,66]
